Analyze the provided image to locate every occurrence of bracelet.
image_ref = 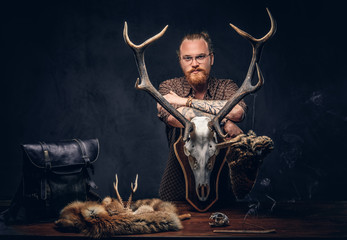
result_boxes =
[186,96,193,107]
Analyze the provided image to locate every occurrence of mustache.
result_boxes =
[188,68,205,74]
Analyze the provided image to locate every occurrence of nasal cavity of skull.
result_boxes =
[188,157,199,170]
[206,159,213,170]
[206,156,216,170]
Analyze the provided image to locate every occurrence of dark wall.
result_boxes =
[1,0,346,202]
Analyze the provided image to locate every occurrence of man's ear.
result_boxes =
[210,53,214,66]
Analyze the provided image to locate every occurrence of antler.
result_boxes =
[113,174,124,207]
[123,22,193,142]
[210,8,277,139]
[126,174,138,209]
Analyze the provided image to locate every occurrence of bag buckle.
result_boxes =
[44,150,51,169]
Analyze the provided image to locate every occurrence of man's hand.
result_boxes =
[223,120,243,139]
[163,91,186,106]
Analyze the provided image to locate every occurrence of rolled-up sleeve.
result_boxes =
[157,79,176,124]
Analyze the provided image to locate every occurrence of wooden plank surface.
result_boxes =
[1,201,347,239]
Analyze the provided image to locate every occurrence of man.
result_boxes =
[157,32,247,201]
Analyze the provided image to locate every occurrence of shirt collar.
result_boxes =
[182,76,216,99]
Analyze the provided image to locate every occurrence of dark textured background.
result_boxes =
[1,0,346,204]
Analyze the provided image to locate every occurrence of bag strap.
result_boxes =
[73,139,97,190]
[39,142,51,169]
[38,142,50,200]
[73,139,91,166]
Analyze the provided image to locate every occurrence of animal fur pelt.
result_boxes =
[55,197,183,238]
[225,130,274,199]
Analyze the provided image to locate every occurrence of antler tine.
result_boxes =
[123,22,168,54]
[261,8,277,42]
[123,21,168,91]
[229,8,276,43]
[210,8,276,139]
[113,174,124,207]
[132,174,139,192]
[126,174,138,209]
[123,22,193,141]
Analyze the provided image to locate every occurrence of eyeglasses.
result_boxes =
[180,53,212,64]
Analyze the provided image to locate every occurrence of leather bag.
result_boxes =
[4,138,100,223]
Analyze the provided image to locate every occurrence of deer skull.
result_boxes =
[183,117,219,201]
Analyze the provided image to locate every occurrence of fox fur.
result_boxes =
[55,197,183,238]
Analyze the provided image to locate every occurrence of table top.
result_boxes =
[1,201,347,239]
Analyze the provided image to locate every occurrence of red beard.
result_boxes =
[185,68,209,88]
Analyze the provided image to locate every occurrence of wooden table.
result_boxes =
[1,201,346,239]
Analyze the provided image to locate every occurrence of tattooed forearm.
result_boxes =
[190,99,227,115]
[179,107,215,120]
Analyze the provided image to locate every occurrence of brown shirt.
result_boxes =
[158,76,247,123]
[157,76,247,201]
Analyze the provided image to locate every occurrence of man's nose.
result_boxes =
[191,58,200,67]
